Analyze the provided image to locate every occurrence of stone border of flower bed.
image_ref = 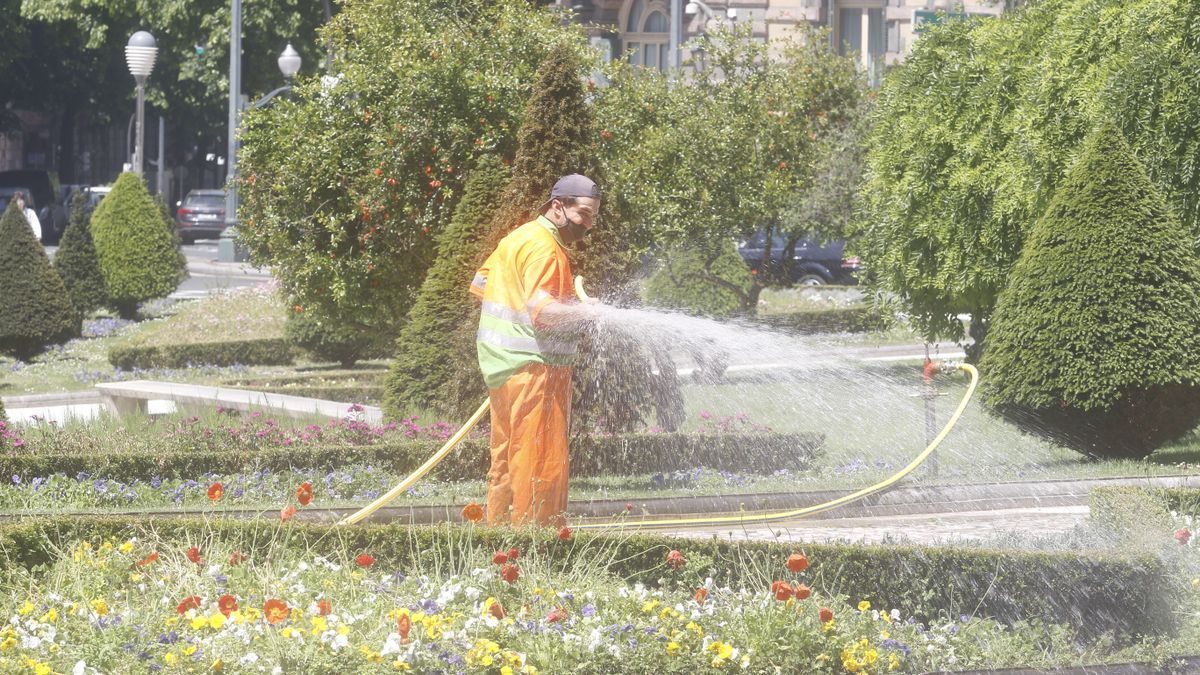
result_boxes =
[0,516,1172,643]
[0,432,824,482]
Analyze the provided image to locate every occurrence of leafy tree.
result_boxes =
[593,23,865,311]
[980,123,1200,459]
[53,192,109,318]
[860,0,1200,358]
[90,172,182,318]
[0,201,80,359]
[383,154,509,420]
[238,0,584,338]
[643,240,753,318]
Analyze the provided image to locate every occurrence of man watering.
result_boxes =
[469,174,601,526]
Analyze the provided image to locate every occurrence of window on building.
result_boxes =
[623,0,671,71]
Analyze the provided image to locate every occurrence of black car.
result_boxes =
[174,189,227,243]
[0,170,68,243]
[737,230,862,285]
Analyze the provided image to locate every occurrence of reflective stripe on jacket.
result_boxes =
[471,216,578,389]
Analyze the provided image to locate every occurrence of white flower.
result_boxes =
[72,660,88,675]
[239,652,259,666]
[464,586,481,601]
[380,632,402,656]
[330,632,349,651]
[207,564,222,576]
[297,562,310,572]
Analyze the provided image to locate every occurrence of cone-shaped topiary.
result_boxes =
[644,240,754,318]
[980,121,1200,459]
[90,173,183,318]
[478,42,674,433]
[0,201,80,359]
[384,154,510,420]
[53,192,109,319]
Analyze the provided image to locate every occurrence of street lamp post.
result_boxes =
[683,1,736,71]
[217,34,302,263]
[125,31,158,177]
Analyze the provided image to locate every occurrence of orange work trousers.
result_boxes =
[486,363,572,526]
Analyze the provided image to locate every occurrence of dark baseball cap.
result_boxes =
[549,174,602,200]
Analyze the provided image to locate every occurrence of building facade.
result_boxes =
[570,0,1008,81]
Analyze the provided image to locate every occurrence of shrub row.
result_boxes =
[227,384,385,404]
[1088,486,1200,536]
[108,338,295,369]
[755,305,888,334]
[0,432,823,482]
[0,516,1173,642]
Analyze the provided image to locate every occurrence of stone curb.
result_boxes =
[931,655,1200,674]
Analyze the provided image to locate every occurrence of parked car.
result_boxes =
[174,189,227,243]
[0,170,68,243]
[737,230,862,286]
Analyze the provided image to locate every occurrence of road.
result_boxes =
[45,239,273,300]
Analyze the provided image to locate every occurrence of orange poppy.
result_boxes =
[488,601,506,619]
[693,588,708,605]
[186,547,202,564]
[296,482,314,506]
[819,607,834,623]
[398,612,411,642]
[772,580,794,602]
[786,553,809,574]
[317,599,332,616]
[137,552,159,567]
[794,583,812,600]
[207,483,224,501]
[280,505,297,522]
[507,548,519,561]
[492,550,508,566]
[228,551,248,566]
[355,553,375,568]
[218,594,238,617]
[461,502,484,523]
[264,598,289,625]
[666,550,686,571]
[176,596,202,615]
[547,607,568,623]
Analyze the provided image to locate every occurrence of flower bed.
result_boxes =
[0,517,1177,672]
[0,411,823,482]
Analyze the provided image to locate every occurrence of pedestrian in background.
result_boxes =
[13,191,42,241]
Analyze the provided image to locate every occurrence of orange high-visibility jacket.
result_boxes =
[470,216,579,388]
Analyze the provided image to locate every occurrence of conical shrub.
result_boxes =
[478,42,674,433]
[54,192,109,318]
[90,172,183,318]
[980,121,1200,458]
[0,201,80,359]
[384,154,510,420]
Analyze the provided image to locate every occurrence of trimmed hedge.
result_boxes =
[0,516,1174,642]
[227,384,384,404]
[0,432,823,482]
[285,305,379,368]
[108,338,295,369]
[1089,486,1200,536]
[756,305,888,334]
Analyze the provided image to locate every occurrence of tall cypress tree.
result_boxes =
[54,192,109,319]
[981,121,1200,458]
[0,202,80,359]
[384,154,510,420]
[478,42,676,433]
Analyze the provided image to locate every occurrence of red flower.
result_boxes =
[373,168,382,176]
[280,505,297,522]
[693,588,708,605]
[547,606,568,623]
[296,482,313,506]
[819,607,834,623]
[488,601,506,619]
[499,563,520,584]
[176,596,202,615]
[786,553,809,574]
[492,550,508,566]
[398,612,411,642]
[1177,528,1193,545]
[137,552,159,567]
[794,583,812,600]
[317,599,332,616]
[228,551,248,566]
[429,180,443,188]
[186,546,202,565]
[665,550,686,571]
[625,503,634,512]
[772,580,794,602]
[558,526,573,541]
[207,482,224,501]
[355,553,375,568]
[218,594,238,617]
[264,598,289,625]
[462,502,484,523]
[507,548,519,562]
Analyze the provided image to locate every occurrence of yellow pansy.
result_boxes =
[18,602,34,616]
[501,667,514,675]
[212,658,225,672]
[666,641,681,656]
[393,661,412,671]
[641,599,661,613]
[164,652,180,665]
[337,624,351,636]
[888,653,901,671]
[209,613,227,630]
[91,599,109,616]
[119,540,134,554]
[129,572,142,583]
[857,600,871,612]
[685,621,704,637]
[191,615,209,630]
[311,615,328,633]
[182,645,197,656]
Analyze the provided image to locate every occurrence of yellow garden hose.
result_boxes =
[339,276,979,529]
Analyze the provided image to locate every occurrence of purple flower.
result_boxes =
[11,474,19,485]
[581,604,596,618]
